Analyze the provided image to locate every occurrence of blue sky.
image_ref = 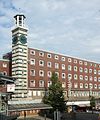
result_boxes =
[0,0,100,62]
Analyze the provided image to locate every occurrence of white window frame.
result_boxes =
[30,50,35,55]
[74,74,78,80]
[55,63,59,69]
[68,74,72,80]
[47,62,52,68]
[55,55,59,60]
[30,80,35,87]
[62,73,66,79]
[30,69,35,76]
[74,66,77,71]
[39,80,44,87]
[30,59,35,65]
[47,71,52,78]
[39,70,44,77]
[47,53,52,58]
[61,57,65,61]
[62,64,65,70]
[68,65,72,71]
[68,58,72,62]
[39,60,44,66]
[80,83,83,88]
[39,52,44,57]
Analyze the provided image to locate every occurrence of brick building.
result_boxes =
[0,14,100,105]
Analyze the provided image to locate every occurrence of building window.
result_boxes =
[85,83,88,88]
[39,52,44,57]
[94,84,97,89]
[30,80,35,87]
[61,57,65,61]
[62,82,66,88]
[55,63,59,69]
[47,62,52,68]
[89,83,93,89]
[94,69,97,74]
[39,60,44,66]
[68,65,72,71]
[80,83,83,88]
[74,83,78,88]
[89,76,93,81]
[3,63,7,68]
[89,69,92,73]
[80,75,83,80]
[98,84,100,89]
[62,73,66,79]
[47,53,51,58]
[74,66,77,71]
[39,70,44,77]
[79,67,83,72]
[84,68,88,73]
[55,55,59,60]
[98,70,100,75]
[94,64,97,67]
[98,77,100,82]
[68,74,72,80]
[47,71,52,78]
[85,76,88,81]
[30,69,35,76]
[74,59,77,63]
[74,74,78,80]
[62,64,65,70]
[79,61,83,65]
[30,59,35,65]
[39,80,44,87]
[48,81,52,87]
[3,71,7,75]
[68,58,72,62]
[94,77,97,81]
[30,50,35,55]
[84,62,87,65]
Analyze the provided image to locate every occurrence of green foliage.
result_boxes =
[43,72,66,112]
[90,96,95,108]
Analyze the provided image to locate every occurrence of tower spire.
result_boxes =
[14,14,26,27]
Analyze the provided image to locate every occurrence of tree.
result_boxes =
[43,72,66,112]
[90,96,95,113]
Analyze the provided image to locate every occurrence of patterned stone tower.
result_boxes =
[12,14,28,98]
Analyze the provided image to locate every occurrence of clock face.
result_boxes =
[20,35,27,44]
[12,36,18,44]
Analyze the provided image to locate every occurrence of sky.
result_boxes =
[0,0,100,62]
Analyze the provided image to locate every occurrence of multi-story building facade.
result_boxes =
[0,14,100,105]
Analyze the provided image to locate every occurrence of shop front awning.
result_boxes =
[66,101,90,107]
[8,103,52,112]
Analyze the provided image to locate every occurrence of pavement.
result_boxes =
[17,115,52,120]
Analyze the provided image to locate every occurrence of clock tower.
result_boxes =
[12,14,28,98]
